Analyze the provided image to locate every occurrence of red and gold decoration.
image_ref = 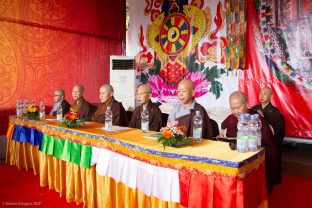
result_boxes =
[136,0,227,105]
[159,59,187,84]
[225,0,247,70]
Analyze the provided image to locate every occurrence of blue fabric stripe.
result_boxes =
[12,124,43,148]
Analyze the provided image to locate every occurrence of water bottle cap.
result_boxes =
[250,114,255,119]
[239,114,245,119]
[254,114,259,118]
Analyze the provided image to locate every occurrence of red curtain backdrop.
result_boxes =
[239,0,312,138]
[0,0,125,134]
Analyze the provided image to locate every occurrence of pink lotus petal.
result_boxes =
[148,72,210,104]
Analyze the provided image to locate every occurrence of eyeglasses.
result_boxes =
[136,92,150,96]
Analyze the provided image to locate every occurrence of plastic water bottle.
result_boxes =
[105,107,113,132]
[248,115,258,151]
[254,114,262,148]
[237,114,249,152]
[193,111,202,143]
[24,99,29,109]
[16,100,22,116]
[22,100,28,114]
[141,106,149,132]
[56,106,63,121]
[39,101,45,119]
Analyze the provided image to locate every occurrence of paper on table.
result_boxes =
[99,126,130,132]
[83,121,97,125]
[144,133,162,140]
[45,118,57,121]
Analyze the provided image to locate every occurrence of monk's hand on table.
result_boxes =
[216,129,227,139]
[166,120,179,128]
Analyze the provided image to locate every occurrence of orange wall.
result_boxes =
[0,0,125,133]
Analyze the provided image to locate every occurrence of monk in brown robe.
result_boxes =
[167,80,214,139]
[220,91,279,194]
[91,84,128,126]
[251,87,285,184]
[71,85,96,121]
[129,84,162,131]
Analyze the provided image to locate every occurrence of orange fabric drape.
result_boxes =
[6,139,40,175]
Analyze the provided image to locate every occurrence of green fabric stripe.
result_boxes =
[41,134,91,168]
[70,142,81,165]
[80,145,92,168]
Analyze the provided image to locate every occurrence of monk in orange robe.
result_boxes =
[71,84,96,121]
[91,84,128,127]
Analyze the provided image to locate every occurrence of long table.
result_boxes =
[6,116,268,208]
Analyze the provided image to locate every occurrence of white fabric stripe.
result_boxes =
[91,146,100,166]
[92,147,180,203]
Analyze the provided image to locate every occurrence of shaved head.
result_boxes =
[136,83,152,105]
[54,89,65,97]
[73,84,84,93]
[100,84,114,93]
[137,84,152,94]
[177,79,195,107]
[229,91,248,118]
[178,79,195,91]
[229,91,248,104]
[53,89,65,103]
[72,84,84,101]
[260,87,273,96]
[99,84,113,103]
[259,86,273,107]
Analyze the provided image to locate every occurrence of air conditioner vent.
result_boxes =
[110,56,136,111]
[112,59,135,70]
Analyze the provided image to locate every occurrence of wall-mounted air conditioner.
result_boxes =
[110,56,136,111]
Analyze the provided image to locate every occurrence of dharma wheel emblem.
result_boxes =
[159,13,190,55]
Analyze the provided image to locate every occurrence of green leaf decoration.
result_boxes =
[137,73,149,84]
[185,53,205,72]
[185,53,196,69]
[204,66,226,81]
[209,80,223,99]
[148,58,161,76]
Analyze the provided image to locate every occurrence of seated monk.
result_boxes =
[128,84,162,131]
[91,84,128,126]
[71,84,96,121]
[49,89,70,116]
[167,80,214,139]
[220,91,279,194]
[251,86,285,184]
